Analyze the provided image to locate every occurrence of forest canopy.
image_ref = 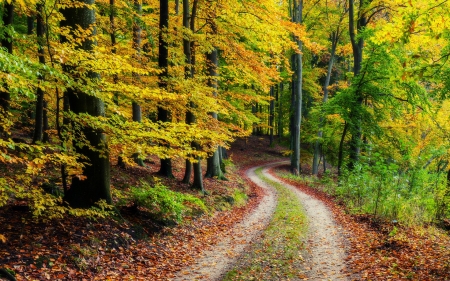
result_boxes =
[0,0,450,225]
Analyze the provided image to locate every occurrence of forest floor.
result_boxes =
[1,136,450,280]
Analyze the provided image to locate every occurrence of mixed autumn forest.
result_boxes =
[1,0,450,280]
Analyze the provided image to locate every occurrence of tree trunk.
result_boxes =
[313,31,338,175]
[347,0,366,170]
[182,159,192,183]
[157,0,173,177]
[205,47,226,180]
[277,82,283,139]
[109,0,125,168]
[192,159,203,191]
[290,0,303,174]
[132,0,144,166]
[61,0,112,208]
[252,103,257,135]
[182,0,203,190]
[338,122,348,177]
[33,4,46,144]
[182,0,193,183]
[42,100,49,142]
[269,86,274,146]
[289,55,295,151]
[27,15,34,35]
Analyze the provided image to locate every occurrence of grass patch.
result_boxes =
[223,168,308,280]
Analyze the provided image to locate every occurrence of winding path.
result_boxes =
[263,163,349,280]
[171,165,278,281]
[172,162,349,280]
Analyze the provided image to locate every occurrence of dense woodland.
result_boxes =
[1,0,450,278]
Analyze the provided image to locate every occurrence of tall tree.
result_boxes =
[347,0,367,170]
[132,0,144,166]
[182,0,193,184]
[61,0,112,208]
[205,18,225,180]
[157,0,173,177]
[32,3,46,144]
[269,85,275,146]
[182,0,203,191]
[290,0,303,174]
[277,82,283,139]
[312,30,340,175]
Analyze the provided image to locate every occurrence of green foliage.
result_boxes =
[231,189,247,208]
[130,181,207,222]
[337,154,449,225]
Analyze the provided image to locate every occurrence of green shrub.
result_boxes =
[337,156,448,225]
[131,181,207,222]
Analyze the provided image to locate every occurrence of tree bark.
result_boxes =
[269,86,275,146]
[338,121,348,177]
[347,0,367,170]
[42,100,49,142]
[157,0,173,177]
[182,0,203,192]
[27,15,34,35]
[132,0,144,166]
[290,0,303,174]
[277,83,283,139]
[182,159,192,183]
[33,4,46,144]
[61,0,112,208]
[205,47,226,180]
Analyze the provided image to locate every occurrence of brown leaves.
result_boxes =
[0,136,285,280]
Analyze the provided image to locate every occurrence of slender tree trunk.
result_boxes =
[252,103,257,135]
[182,0,193,184]
[33,4,46,144]
[132,0,144,166]
[205,47,225,180]
[27,15,34,35]
[313,32,338,175]
[269,86,274,145]
[277,83,283,139]
[338,122,348,177]
[175,0,179,14]
[42,100,49,142]
[61,0,112,208]
[182,159,192,183]
[157,0,173,177]
[290,0,303,174]
[0,2,13,135]
[109,0,126,168]
[182,0,203,191]
[289,56,295,151]
[348,0,366,170]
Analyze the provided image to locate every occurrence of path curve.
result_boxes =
[263,162,349,280]
[171,164,278,281]
[172,162,349,280]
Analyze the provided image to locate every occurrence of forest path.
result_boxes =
[172,161,348,280]
[171,164,278,281]
[264,164,349,280]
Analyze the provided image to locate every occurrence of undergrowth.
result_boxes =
[277,161,450,226]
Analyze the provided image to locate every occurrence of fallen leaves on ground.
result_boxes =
[0,136,286,280]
